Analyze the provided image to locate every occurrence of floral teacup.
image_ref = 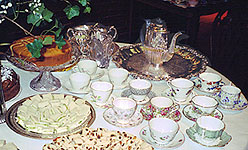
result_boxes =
[140,97,181,121]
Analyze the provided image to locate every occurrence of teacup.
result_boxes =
[191,95,218,115]
[149,117,179,145]
[198,72,222,92]
[144,97,180,120]
[219,85,241,108]
[112,97,137,124]
[168,78,194,102]
[129,79,152,102]
[74,59,98,76]
[69,72,90,91]
[195,116,225,142]
[108,68,129,87]
[90,81,113,106]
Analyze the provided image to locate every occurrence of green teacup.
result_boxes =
[195,116,225,142]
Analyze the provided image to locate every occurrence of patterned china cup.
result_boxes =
[129,79,152,103]
[108,68,129,87]
[191,95,218,115]
[149,117,179,145]
[74,59,98,76]
[90,81,113,106]
[195,116,225,142]
[112,97,137,124]
[168,78,194,102]
[197,72,222,93]
[69,72,90,91]
[140,97,181,121]
[219,85,241,109]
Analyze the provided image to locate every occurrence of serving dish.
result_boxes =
[5,93,96,139]
[112,43,208,81]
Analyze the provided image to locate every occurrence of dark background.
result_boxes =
[0,0,247,97]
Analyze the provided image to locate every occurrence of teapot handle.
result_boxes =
[108,26,117,40]
[66,28,75,40]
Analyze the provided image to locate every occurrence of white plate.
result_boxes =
[103,108,143,128]
[140,126,185,149]
[183,104,223,122]
[162,88,197,105]
[83,93,116,109]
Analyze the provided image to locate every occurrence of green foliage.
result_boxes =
[63,5,80,20]
[26,38,43,58]
[55,35,66,49]
[42,36,53,45]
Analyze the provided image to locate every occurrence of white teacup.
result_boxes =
[219,85,241,108]
[198,72,222,92]
[168,78,194,102]
[69,72,90,91]
[108,68,129,87]
[112,97,137,124]
[149,118,179,145]
[195,116,225,142]
[74,59,97,75]
[129,79,152,102]
[191,95,218,115]
[90,81,113,106]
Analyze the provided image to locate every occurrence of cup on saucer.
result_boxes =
[108,68,129,89]
[129,79,152,103]
[112,97,137,124]
[191,95,218,115]
[149,118,179,145]
[197,72,222,93]
[69,72,90,91]
[74,59,98,76]
[195,116,225,142]
[168,78,194,102]
[219,85,241,109]
[90,81,113,106]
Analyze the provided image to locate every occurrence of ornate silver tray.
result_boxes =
[5,93,96,140]
[112,44,208,81]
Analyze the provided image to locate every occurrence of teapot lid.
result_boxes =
[149,18,167,33]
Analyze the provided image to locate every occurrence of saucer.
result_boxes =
[83,93,116,109]
[191,77,225,94]
[213,92,248,111]
[121,89,157,105]
[183,104,223,122]
[62,80,90,94]
[103,108,143,128]
[140,126,185,149]
[186,125,232,147]
[72,67,105,80]
[162,88,197,105]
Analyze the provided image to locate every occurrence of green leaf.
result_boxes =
[42,8,53,22]
[79,0,87,6]
[42,36,53,45]
[27,13,42,26]
[26,39,43,58]
[55,19,59,28]
[83,6,91,13]
[63,5,80,19]
[55,28,62,37]
[55,36,66,49]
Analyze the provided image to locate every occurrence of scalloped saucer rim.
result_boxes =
[139,126,185,149]
[103,108,143,128]
[121,89,157,105]
[62,80,90,94]
[186,125,232,147]
[162,88,197,105]
[72,67,105,80]
[183,104,223,122]
[191,77,225,94]
[83,92,116,109]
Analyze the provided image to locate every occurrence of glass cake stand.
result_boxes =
[6,41,81,92]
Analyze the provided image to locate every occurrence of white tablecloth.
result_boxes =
[0,43,248,150]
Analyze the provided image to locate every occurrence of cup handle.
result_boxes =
[108,26,117,40]
[66,28,75,40]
